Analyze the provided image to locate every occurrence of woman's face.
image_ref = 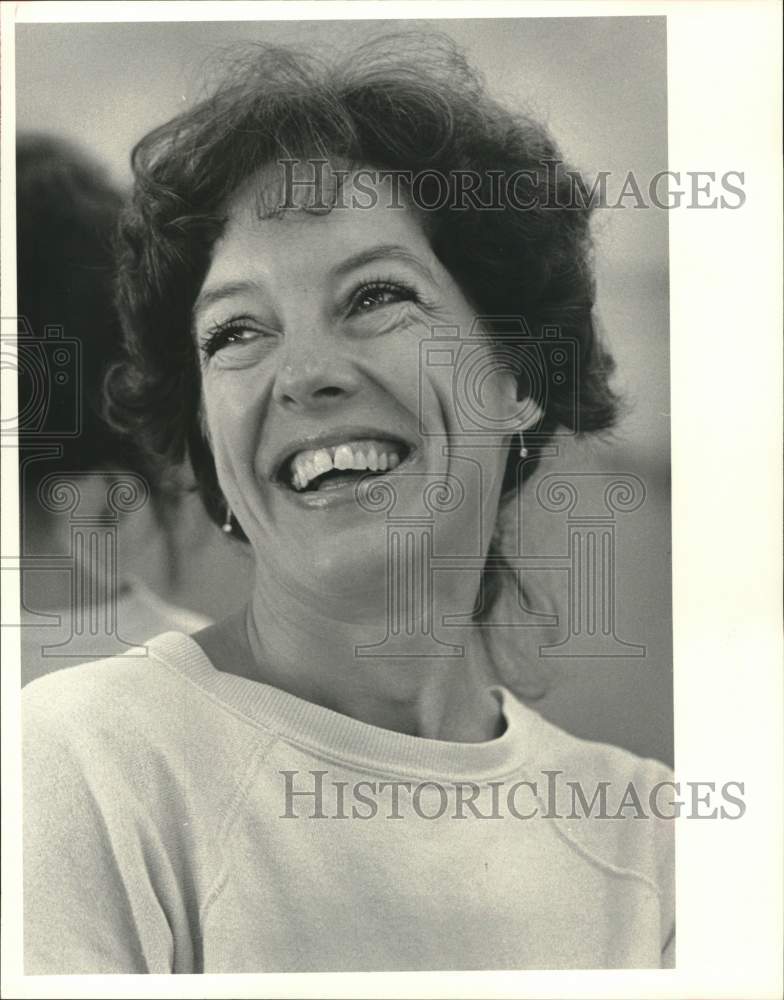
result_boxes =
[193,169,538,619]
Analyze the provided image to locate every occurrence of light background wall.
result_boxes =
[15,16,673,765]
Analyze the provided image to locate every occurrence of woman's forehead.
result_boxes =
[212,167,433,276]
[223,158,403,216]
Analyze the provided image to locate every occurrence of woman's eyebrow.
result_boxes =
[332,245,436,285]
[192,245,435,328]
[192,278,267,326]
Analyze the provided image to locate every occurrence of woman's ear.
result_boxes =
[496,368,544,430]
[516,395,545,432]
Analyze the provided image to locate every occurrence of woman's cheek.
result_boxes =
[380,327,438,417]
[201,367,264,460]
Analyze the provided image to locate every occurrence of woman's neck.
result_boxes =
[197,576,504,743]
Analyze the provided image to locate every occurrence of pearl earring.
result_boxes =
[222,502,233,534]
[519,432,528,459]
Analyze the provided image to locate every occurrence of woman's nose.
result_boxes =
[271,354,360,410]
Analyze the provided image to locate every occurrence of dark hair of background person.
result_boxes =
[16,133,147,493]
[107,33,620,627]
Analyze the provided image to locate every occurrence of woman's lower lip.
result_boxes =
[291,481,372,508]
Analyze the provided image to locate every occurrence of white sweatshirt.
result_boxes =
[23,631,675,973]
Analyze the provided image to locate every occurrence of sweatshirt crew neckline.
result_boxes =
[146,631,541,781]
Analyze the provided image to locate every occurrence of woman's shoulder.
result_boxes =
[21,631,237,770]
[23,631,194,726]
[22,631,267,829]
[524,703,674,789]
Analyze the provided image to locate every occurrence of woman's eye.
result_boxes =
[350,282,417,314]
[200,321,273,360]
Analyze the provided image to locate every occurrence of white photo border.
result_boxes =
[2,3,781,998]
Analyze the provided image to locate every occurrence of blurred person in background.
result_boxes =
[16,133,217,685]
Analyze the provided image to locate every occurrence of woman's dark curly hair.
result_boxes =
[108,33,619,644]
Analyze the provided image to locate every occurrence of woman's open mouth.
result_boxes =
[277,438,414,494]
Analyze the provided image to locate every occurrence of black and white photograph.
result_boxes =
[1,2,781,997]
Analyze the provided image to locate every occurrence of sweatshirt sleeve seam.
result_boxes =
[197,735,280,929]
[525,724,672,902]
[546,812,663,900]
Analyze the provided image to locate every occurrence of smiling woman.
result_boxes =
[22,34,675,974]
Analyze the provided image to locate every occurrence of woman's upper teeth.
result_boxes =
[289,439,403,490]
